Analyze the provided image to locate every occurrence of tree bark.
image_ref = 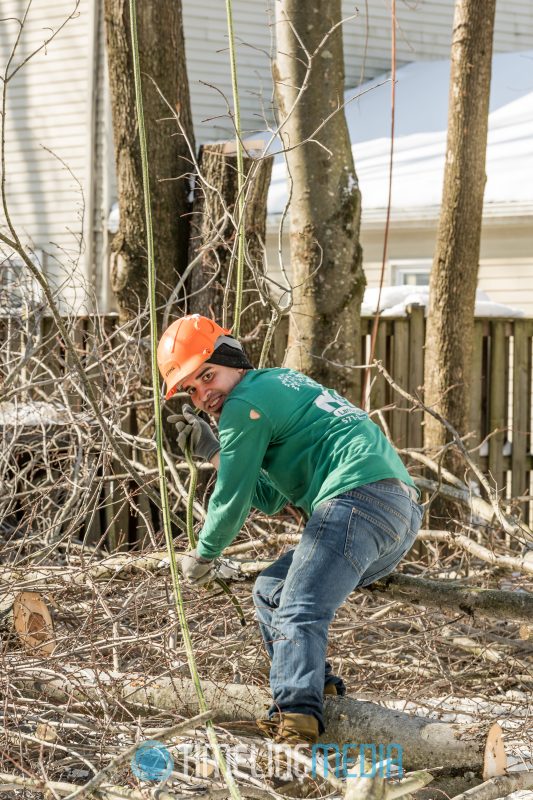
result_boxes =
[273,1,365,402]
[104,0,195,482]
[424,0,496,452]
[368,573,533,624]
[188,144,274,367]
[14,670,505,774]
[104,0,194,322]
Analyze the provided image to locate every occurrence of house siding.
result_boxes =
[2,0,532,313]
[264,220,533,314]
[182,0,533,145]
[332,219,533,317]
[0,0,93,312]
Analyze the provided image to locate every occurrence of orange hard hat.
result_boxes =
[157,315,230,399]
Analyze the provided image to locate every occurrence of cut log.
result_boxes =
[240,561,533,623]
[12,669,506,775]
[3,553,532,622]
[369,573,533,623]
[12,591,56,656]
[450,770,533,800]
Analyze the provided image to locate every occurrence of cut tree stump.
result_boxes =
[188,141,274,367]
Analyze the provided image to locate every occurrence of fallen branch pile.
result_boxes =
[1,508,532,799]
[2,329,533,799]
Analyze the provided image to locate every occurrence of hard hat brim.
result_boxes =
[163,352,213,400]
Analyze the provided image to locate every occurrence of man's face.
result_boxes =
[180,363,245,417]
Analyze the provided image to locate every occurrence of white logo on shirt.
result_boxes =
[314,390,368,424]
[278,372,318,391]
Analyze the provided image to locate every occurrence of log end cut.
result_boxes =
[483,723,507,780]
[13,591,56,656]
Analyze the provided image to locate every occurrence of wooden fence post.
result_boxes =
[488,320,507,499]
[511,319,532,523]
[407,304,425,449]
[390,319,409,447]
[468,320,485,468]
[369,318,388,414]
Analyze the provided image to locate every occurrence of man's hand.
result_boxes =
[168,404,220,462]
[181,548,215,586]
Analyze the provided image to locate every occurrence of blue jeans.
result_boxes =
[252,480,423,733]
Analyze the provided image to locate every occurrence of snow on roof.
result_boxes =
[362,286,525,318]
[268,50,533,217]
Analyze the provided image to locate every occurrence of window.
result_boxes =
[391,259,431,286]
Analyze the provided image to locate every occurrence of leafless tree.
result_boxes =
[424,0,497,460]
[273,0,366,403]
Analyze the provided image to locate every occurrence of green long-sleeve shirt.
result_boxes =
[196,368,415,559]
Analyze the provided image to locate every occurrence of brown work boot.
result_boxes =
[256,712,319,745]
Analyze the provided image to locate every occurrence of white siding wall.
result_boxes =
[182,0,533,145]
[265,219,533,315]
[181,0,275,145]
[2,1,532,312]
[361,220,533,314]
[0,0,94,313]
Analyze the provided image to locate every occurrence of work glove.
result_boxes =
[181,548,216,586]
[168,404,220,462]
[180,550,246,587]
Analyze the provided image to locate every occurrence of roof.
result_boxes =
[268,50,533,222]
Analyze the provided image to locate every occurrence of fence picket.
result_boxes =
[391,319,409,448]
[468,321,485,467]
[370,319,388,413]
[407,304,425,449]
[511,320,532,520]
[488,321,507,498]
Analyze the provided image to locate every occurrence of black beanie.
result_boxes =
[206,338,254,370]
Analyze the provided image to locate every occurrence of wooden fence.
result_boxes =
[2,309,532,540]
[360,306,533,522]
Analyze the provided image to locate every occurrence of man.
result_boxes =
[158,314,423,745]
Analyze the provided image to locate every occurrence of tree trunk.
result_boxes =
[188,144,274,367]
[424,0,496,454]
[103,0,195,487]
[15,670,506,775]
[273,1,365,402]
[104,0,194,322]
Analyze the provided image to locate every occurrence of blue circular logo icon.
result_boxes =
[131,740,174,782]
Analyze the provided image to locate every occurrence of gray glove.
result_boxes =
[168,404,220,461]
[181,548,215,586]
